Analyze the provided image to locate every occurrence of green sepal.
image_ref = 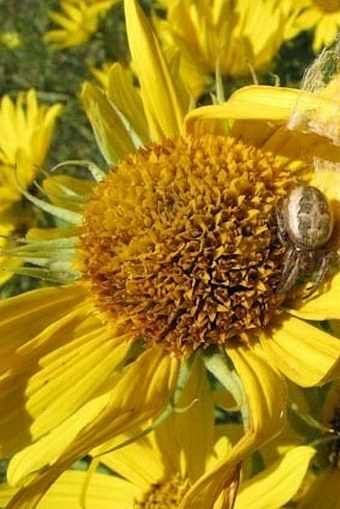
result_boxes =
[50,160,107,182]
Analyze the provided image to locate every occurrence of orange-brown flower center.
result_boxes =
[79,135,296,356]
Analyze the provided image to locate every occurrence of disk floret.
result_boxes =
[80,135,296,355]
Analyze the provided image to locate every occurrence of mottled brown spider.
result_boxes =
[276,185,337,298]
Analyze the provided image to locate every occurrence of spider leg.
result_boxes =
[303,251,337,299]
[278,246,301,295]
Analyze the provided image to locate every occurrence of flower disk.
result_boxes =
[80,135,296,356]
[135,473,190,508]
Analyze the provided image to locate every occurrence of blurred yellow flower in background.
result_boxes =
[293,0,340,52]
[153,0,300,98]
[0,89,61,285]
[0,32,21,49]
[43,0,120,49]
[0,90,61,211]
[90,60,116,89]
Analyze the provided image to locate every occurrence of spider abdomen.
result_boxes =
[283,186,333,249]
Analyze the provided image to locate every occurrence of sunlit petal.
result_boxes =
[289,272,340,320]
[124,0,188,140]
[234,446,315,509]
[179,344,286,508]
[259,315,340,386]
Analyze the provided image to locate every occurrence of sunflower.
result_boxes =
[0,89,61,285]
[0,358,237,507]
[43,0,120,49]
[152,0,300,98]
[292,0,340,52]
[0,380,315,509]
[0,361,315,509]
[1,1,340,507]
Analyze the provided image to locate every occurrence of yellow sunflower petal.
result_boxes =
[107,63,149,145]
[49,10,80,30]
[47,471,138,509]
[95,432,164,492]
[42,174,95,212]
[0,285,131,456]
[0,89,61,209]
[234,446,315,509]
[29,115,62,177]
[82,82,136,163]
[25,319,130,439]
[124,0,188,140]
[7,389,115,487]
[19,90,61,171]
[0,470,139,509]
[0,285,85,369]
[6,349,180,509]
[295,8,320,32]
[41,470,139,509]
[184,85,300,135]
[288,272,340,320]
[171,358,215,481]
[99,357,217,493]
[0,484,17,508]
[314,17,339,53]
[140,357,214,483]
[179,344,287,509]
[259,315,340,387]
